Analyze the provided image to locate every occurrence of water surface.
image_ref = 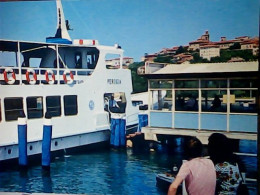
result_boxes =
[0,140,257,194]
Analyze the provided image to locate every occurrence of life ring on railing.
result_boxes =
[45,69,55,84]
[63,70,74,84]
[26,68,37,85]
[3,67,16,84]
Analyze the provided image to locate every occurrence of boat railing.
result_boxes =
[0,66,94,85]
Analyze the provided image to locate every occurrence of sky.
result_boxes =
[0,0,259,61]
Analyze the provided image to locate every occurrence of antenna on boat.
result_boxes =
[46,0,72,44]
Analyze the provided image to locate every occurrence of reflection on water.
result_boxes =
[0,140,257,195]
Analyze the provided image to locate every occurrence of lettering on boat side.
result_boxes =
[89,100,95,110]
[107,79,121,84]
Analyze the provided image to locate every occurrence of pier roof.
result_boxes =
[143,61,259,79]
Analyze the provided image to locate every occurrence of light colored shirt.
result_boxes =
[177,158,216,195]
[215,162,242,195]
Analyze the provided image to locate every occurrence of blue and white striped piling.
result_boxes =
[119,117,126,146]
[110,114,126,147]
[18,116,28,167]
[42,114,52,170]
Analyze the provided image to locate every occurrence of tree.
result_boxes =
[190,53,209,63]
[154,55,172,63]
[229,42,241,50]
[176,46,187,54]
[128,62,148,93]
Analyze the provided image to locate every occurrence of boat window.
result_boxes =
[26,97,43,119]
[151,90,172,111]
[132,100,143,107]
[0,51,17,67]
[201,90,227,112]
[201,80,227,88]
[64,95,78,116]
[175,80,199,88]
[46,96,61,117]
[104,92,127,113]
[4,97,24,121]
[150,80,172,89]
[53,58,64,68]
[75,52,82,69]
[230,90,257,113]
[86,51,99,69]
[28,58,41,68]
[105,54,121,69]
[175,90,198,111]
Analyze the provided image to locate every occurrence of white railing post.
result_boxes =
[17,41,22,84]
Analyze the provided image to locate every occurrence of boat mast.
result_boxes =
[55,0,71,41]
[46,0,72,44]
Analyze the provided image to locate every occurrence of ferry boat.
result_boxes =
[0,0,139,164]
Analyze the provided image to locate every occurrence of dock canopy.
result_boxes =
[143,61,259,79]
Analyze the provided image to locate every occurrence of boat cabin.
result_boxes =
[0,39,125,85]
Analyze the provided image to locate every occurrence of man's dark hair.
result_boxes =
[184,137,203,159]
[208,133,235,164]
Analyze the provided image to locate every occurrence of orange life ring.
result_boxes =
[3,68,16,84]
[26,68,37,85]
[63,70,74,84]
[45,70,55,84]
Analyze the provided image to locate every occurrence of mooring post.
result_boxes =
[18,115,28,167]
[42,113,52,170]
[113,118,121,147]
[110,118,116,146]
[110,114,126,147]
[119,117,126,147]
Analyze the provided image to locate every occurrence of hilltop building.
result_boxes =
[200,44,220,60]
[142,31,259,63]
[172,53,193,64]
[240,38,259,55]
[188,30,210,51]
[215,37,238,49]
[141,54,157,62]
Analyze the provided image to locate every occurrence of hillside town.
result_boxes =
[142,31,259,64]
[106,31,258,68]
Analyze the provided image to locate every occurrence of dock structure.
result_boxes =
[139,61,259,143]
[142,127,257,145]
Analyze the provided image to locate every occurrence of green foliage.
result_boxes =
[154,55,173,63]
[176,46,187,54]
[229,42,241,50]
[211,49,257,62]
[190,53,209,63]
[128,62,148,93]
[190,49,257,63]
